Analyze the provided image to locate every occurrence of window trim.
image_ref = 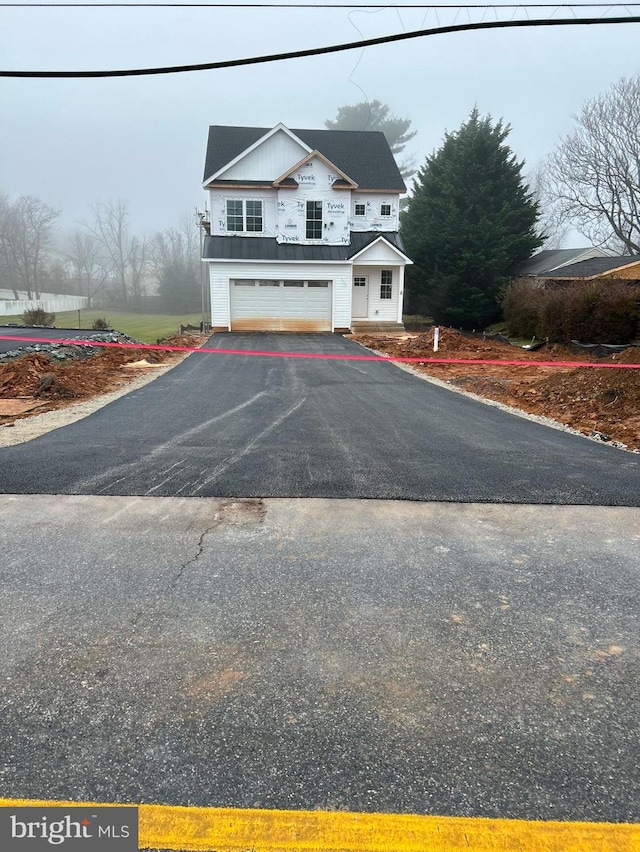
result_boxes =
[306,200,323,240]
[226,199,263,233]
[380,269,393,300]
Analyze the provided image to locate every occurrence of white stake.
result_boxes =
[434,326,440,352]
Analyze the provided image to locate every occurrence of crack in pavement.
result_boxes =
[167,518,224,591]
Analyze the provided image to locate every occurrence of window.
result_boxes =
[380,270,392,299]
[354,203,366,216]
[226,200,244,232]
[306,201,323,239]
[245,200,263,232]
[308,281,329,288]
[226,199,263,233]
[284,281,304,287]
[354,277,367,287]
[380,203,392,217]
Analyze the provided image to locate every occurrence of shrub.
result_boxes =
[502,277,639,343]
[92,317,110,330]
[22,308,55,327]
[501,278,542,338]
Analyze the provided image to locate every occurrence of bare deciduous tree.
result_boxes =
[0,193,60,298]
[546,75,640,254]
[149,213,201,312]
[83,199,147,304]
[67,231,112,307]
[526,163,570,250]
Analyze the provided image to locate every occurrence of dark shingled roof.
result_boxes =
[540,256,640,278]
[203,232,409,262]
[203,125,406,192]
[518,248,608,276]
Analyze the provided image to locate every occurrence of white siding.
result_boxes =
[209,265,231,328]
[352,239,406,265]
[219,129,309,181]
[349,194,400,232]
[207,261,352,330]
[352,265,399,321]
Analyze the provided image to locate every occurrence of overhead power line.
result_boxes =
[1,16,639,77]
[2,2,640,6]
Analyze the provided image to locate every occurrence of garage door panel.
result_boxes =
[231,280,332,332]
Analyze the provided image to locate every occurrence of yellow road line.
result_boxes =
[1,798,638,852]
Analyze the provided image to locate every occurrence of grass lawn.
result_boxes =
[0,310,203,344]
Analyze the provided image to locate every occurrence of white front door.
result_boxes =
[352,276,368,317]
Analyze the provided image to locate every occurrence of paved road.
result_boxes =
[0,495,638,822]
[0,333,638,503]
[0,325,99,353]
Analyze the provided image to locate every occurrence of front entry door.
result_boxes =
[352,276,368,317]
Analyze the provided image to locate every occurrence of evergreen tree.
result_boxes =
[325,100,416,178]
[401,109,542,327]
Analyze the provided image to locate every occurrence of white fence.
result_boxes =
[0,292,88,316]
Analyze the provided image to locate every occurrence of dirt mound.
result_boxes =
[0,333,207,426]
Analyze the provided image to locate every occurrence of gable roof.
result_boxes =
[518,248,609,276]
[203,231,408,263]
[203,125,406,192]
[540,256,640,279]
[273,150,358,189]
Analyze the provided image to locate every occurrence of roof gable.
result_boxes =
[204,124,311,184]
[273,151,358,189]
[348,234,412,264]
[203,124,405,192]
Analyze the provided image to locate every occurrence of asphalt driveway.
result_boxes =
[0,333,638,503]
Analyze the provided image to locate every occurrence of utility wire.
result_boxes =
[2,2,640,6]
[1,16,639,77]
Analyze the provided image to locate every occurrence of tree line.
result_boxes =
[0,196,202,313]
[327,75,640,328]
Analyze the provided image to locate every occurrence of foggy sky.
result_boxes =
[1,1,639,245]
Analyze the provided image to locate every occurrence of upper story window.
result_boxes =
[380,269,393,299]
[354,203,366,217]
[226,199,263,233]
[306,201,323,240]
[380,203,392,217]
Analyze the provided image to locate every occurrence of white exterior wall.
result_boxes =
[349,194,399,232]
[352,265,400,321]
[218,129,309,181]
[208,261,352,330]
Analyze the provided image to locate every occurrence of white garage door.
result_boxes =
[230,279,332,332]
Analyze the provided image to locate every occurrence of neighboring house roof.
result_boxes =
[518,248,609,276]
[203,232,409,263]
[540,256,640,278]
[203,125,406,192]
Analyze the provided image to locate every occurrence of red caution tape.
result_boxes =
[1,334,639,369]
